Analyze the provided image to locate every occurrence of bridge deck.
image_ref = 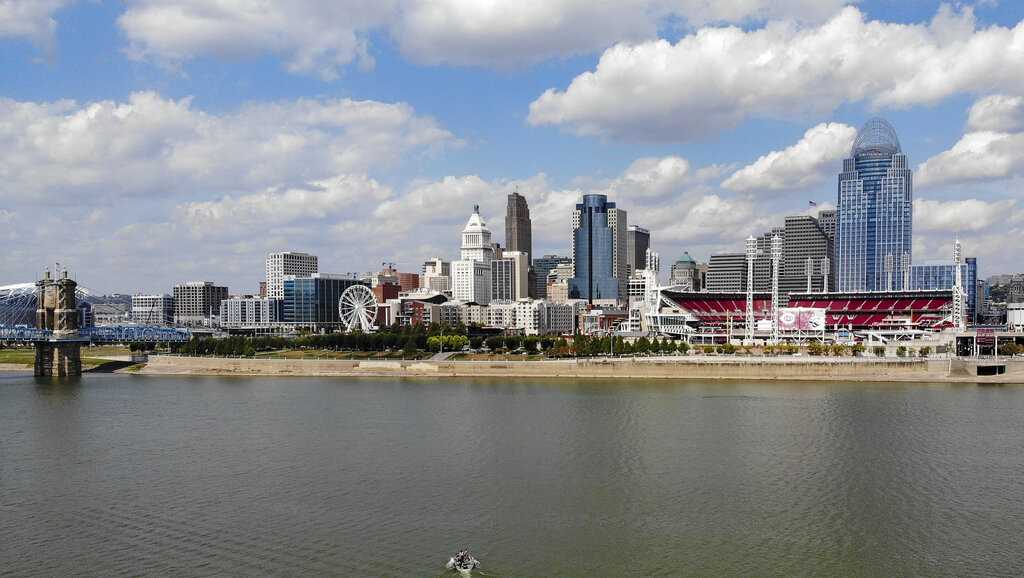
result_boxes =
[0,325,191,343]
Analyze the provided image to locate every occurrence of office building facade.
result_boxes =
[668,253,701,291]
[452,206,494,304]
[266,252,318,299]
[131,294,174,326]
[836,119,913,292]
[452,260,491,304]
[911,257,978,322]
[626,225,650,275]
[172,282,228,326]
[459,205,495,262]
[421,257,451,293]
[532,254,571,300]
[220,296,283,328]
[570,194,625,303]
[705,253,747,292]
[505,192,532,263]
[398,272,420,292]
[491,251,529,302]
[781,214,832,295]
[283,274,366,329]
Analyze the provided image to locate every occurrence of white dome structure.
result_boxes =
[852,118,901,157]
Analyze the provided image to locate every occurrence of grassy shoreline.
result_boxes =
[0,346,132,372]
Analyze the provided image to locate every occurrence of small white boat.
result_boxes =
[446,549,480,574]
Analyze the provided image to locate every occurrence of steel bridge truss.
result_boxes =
[0,324,191,344]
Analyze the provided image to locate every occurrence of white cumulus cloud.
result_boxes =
[394,0,656,67]
[914,198,1018,233]
[723,122,856,192]
[0,0,69,51]
[917,95,1024,188]
[529,5,1024,141]
[113,0,855,73]
[177,174,392,234]
[0,91,457,204]
[597,156,696,199]
[967,94,1024,133]
[119,0,396,79]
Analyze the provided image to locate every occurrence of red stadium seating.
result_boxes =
[787,290,952,331]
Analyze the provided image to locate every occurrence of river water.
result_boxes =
[1,373,1023,576]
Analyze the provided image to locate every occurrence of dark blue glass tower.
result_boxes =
[836,118,913,292]
[569,194,619,303]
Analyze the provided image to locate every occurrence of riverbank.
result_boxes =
[136,355,1024,384]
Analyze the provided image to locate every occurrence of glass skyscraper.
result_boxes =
[836,118,913,292]
[569,194,620,303]
[283,274,366,328]
[911,257,978,322]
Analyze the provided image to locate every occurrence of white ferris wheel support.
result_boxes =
[338,284,379,332]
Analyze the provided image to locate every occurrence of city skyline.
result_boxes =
[2,2,1023,293]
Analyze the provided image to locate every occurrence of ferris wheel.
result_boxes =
[338,284,378,332]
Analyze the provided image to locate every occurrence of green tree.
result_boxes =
[403,337,419,357]
[896,346,907,358]
[873,346,886,358]
[636,337,651,355]
[918,346,931,358]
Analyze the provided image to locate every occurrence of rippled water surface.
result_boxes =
[2,373,1024,576]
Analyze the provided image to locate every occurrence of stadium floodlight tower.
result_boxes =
[771,234,782,344]
[745,236,759,343]
[952,238,966,332]
[821,257,830,293]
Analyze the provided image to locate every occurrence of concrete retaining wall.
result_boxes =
[137,355,982,382]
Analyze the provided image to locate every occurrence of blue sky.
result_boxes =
[1,0,1023,293]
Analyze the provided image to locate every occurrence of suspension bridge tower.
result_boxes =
[34,268,83,377]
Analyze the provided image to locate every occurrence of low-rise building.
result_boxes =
[488,301,519,330]
[220,296,283,328]
[132,294,175,326]
[92,302,130,326]
[545,302,580,335]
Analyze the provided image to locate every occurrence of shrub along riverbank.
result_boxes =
[160,323,957,360]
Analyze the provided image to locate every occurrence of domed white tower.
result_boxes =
[460,205,495,262]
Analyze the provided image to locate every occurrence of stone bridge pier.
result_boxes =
[34,269,82,377]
